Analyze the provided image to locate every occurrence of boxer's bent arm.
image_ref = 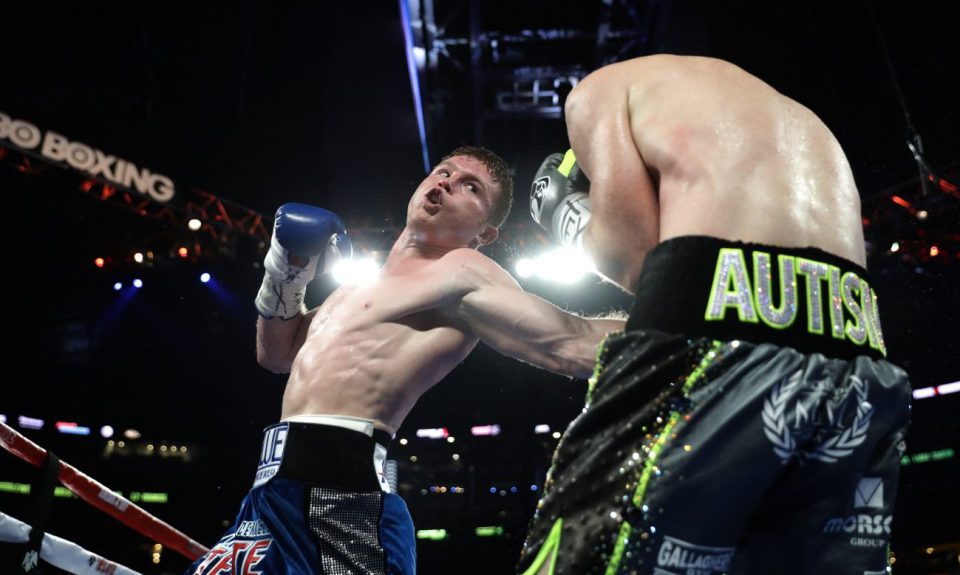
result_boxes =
[447,263,622,378]
[564,67,660,291]
[256,308,317,374]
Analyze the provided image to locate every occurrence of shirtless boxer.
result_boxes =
[186,146,624,574]
[519,55,911,575]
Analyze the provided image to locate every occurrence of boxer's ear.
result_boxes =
[475,224,498,248]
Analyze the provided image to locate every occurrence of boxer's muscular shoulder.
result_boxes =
[436,249,517,292]
[576,55,773,106]
[572,55,723,92]
[565,55,715,125]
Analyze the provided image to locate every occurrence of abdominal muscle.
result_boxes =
[279,279,476,435]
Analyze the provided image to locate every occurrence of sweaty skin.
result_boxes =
[529,55,872,575]
[257,155,623,434]
[566,55,866,293]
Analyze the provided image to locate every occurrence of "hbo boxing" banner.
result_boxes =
[0,110,175,203]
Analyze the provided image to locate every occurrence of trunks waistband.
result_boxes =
[625,236,886,361]
[253,421,392,492]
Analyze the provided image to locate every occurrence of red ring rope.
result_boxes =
[0,422,208,560]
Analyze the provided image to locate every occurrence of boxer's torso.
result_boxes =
[280,248,483,434]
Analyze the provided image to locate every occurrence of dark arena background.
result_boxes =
[1,1,957,574]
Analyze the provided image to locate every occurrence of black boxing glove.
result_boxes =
[529,149,592,249]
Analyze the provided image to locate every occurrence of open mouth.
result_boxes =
[424,189,442,213]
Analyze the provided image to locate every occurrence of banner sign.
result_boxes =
[0,110,175,203]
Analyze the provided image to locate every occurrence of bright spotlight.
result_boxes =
[133,279,143,289]
[113,282,123,291]
[515,257,536,278]
[200,273,211,283]
[188,219,202,231]
[332,258,381,285]
[536,247,595,284]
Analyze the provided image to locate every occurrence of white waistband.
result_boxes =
[282,414,375,437]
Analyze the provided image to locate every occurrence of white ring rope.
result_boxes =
[0,511,142,575]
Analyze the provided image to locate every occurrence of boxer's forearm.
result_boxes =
[455,282,623,379]
[256,309,316,374]
[588,316,627,338]
[564,315,626,377]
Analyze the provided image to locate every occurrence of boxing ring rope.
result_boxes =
[0,422,208,561]
[0,511,142,575]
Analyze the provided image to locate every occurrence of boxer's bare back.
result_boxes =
[567,54,866,293]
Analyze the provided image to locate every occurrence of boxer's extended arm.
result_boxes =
[444,251,623,378]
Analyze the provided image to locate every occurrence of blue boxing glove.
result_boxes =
[255,203,352,319]
[529,149,592,249]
